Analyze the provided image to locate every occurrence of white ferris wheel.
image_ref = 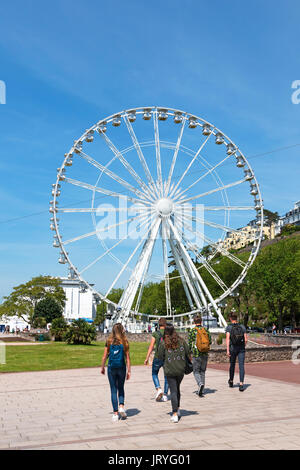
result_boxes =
[50,106,264,328]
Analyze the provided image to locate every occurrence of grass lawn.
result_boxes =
[0,341,149,373]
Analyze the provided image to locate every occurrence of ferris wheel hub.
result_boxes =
[155,198,174,217]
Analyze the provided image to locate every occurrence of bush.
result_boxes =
[217,333,226,345]
[64,319,97,345]
[50,317,68,342]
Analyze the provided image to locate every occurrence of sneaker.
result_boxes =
[239,385,244,392]
[228,379,233,388]
[118,406,127,419]
[162,395,168,402]
[198,385,204,397]
[155,389,163,401]
[171,414,179,423]
[112,414,119,423]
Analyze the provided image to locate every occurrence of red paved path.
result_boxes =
[209,361,300,385]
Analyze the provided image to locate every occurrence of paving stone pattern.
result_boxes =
[0,365,300,450]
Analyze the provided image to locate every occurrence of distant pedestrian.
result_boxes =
[144,318,169,402]
[100,323,131,422]
[272,323,277,335]
[226,313,248,392]
[157,325,191,423]
[188,315,211,397]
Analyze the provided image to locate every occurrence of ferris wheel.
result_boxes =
[50,106,264,328]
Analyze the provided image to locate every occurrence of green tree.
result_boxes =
[248,238,300,331]
[0,276,66,326]
[94,302,107,327]
[50,317,68,342]
[33,296,63,325]
[65,319,97,345]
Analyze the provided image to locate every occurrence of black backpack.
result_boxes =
[155,330,164,354]
[230,324,245,346]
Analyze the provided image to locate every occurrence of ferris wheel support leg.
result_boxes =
[162,221,172,316]
[169,237,203,311]
[169,225,208,309]
[118,218,161,320]
[169,219,227,327]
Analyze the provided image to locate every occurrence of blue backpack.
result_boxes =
[108,343,125,368]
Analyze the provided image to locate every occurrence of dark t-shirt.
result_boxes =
[225,323,246,348]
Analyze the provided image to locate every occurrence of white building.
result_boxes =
[274,201,300,236]
[61,277,97,323]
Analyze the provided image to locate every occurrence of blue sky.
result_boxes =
[0,0,299,300]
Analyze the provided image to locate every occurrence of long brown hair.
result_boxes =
[164,325,182,350]
[107,323,129,353]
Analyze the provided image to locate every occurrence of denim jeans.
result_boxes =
[229,346,245,383]
[152,358,169,394]
[192,355,208,387]
[107,366,126,412]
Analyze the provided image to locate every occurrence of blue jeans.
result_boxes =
[152,358,169,394]
[107,366,126,412]
[229,346,245,383]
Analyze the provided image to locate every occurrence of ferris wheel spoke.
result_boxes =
[58,206,149,214]
[123,115,159,199]
[63,212,148,245]
[64,177,152,206]
[79,213,151,275]
[162,220,171,315]
[133,228,156,313]
[176,177,247,204]
[169,133,212,198]
[169,236,201,310]
[153,111,163,196]
[182,237,228,292]
[78,150,153,203]
[100,132,153,200]
[168,219,208,308]
[179,214,246,268]
[181,212,241,234]
[202,206,254,211]
[169,218,227,325]
[106,217,161,303]
[175,153,233,200]
[165,119,186,196]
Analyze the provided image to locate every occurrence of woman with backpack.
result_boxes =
[100,323,131,422]
[144,317,169,402]
[157,325,191,423]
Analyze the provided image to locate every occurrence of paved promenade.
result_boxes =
[1,364,300,450]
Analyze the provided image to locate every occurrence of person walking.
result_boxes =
[226,313,248,392]
[144,318,169,402]
[188,315,211,397]
[157,325,191,423]
[101,323,131,422]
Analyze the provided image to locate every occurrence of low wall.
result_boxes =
[208,346,294,363]
[96,332,223,344]
[260,333,300,346]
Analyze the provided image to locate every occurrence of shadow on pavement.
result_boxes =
[178,409,199,417]
[126,408,141,417]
